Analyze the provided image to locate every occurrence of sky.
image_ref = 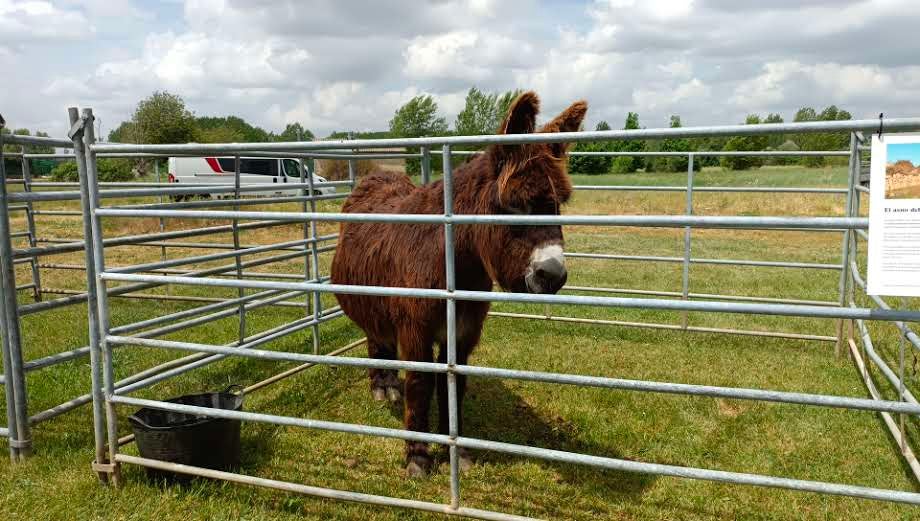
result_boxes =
[3,0,920,140]
[888,143,920,166]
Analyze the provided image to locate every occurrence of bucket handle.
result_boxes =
[223,384,244,396]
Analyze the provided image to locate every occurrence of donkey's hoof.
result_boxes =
[406,455,433,478]
[372,387,387,401]
[458,448,473,472]
[385,386,402,403]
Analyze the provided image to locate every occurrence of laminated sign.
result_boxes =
[867,133,920,296]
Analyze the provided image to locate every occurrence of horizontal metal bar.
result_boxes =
[573,185,847,194]
[855,185,870,194]
[91,118,920,153]
[438,150,852,158]
[0,427,8,437]
[565,252,842,270]
[242,338,367,395]
[106,238,312,274]
[15,219,286,259]
[850,263,920,352]
[7,181,342,202]
[488,312,836,342]
[855,319,918,404]
[3,134,72,148]
[111,395,450,445]
[40,263,317,281]
[94,208,870,230]
[108,335,445,374]
[97,273,920,322]
[26,293,324,424]
[31,210,82,216]
[107,333,920,415]
[455,437,920,506]
[115,310,343,395]
[846,338,920,483]
[563,285,837,307]
[115,455,533,521]
[111,193,348,211]
[22,289,293,372]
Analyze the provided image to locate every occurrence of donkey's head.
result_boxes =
[478,91,586,294]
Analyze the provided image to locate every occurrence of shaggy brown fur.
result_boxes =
[331,91,586,475]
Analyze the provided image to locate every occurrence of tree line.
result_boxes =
[387,88,856,174]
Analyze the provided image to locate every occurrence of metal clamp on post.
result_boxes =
[68,117,87,141]
[878,113,884,139]
[8,438,32,450]
[91,460,118,474]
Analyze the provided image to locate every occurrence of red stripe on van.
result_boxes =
[205,157,222,173]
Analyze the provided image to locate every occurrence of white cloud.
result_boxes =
[0,0,92,42]
[6,0,920,139]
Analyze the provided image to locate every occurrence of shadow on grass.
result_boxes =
[457,378,655,502]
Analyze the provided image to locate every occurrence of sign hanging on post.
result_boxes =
[867,133,920,296]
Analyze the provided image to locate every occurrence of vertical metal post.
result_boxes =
[347,131,357,190]
[420,146,431,185]
[20,157,42,301]
[156,159,167,295]
[0,131,23,462]
[836,133,859,358]
[681,153,694,329]
[306,157,321,354]
[82,107,121,484]
[233,156,246,345]
[300,157,320,353]
[899,297,907,451]
[69,107,108,481]
[442,144,460,509]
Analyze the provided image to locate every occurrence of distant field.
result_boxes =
[1,165,918,520]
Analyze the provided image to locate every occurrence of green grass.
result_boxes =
[2,165,919,520]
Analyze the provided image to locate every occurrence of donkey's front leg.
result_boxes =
[399,328,435,477]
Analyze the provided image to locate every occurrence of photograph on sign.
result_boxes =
[867,133,920,296]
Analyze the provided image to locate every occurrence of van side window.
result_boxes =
[217,158,236,172]
[240,159,277,176]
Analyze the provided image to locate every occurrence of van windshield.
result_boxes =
[283,159,302,177]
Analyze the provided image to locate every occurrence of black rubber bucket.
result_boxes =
[128,385,244,480]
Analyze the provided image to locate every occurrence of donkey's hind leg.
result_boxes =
[367,338,401,403]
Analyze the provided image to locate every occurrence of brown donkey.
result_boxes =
[331,92,586,476]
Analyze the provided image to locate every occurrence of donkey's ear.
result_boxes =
[498,91,540,135]
[540,100,588,156]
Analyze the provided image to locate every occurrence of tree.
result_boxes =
[569,121,615,175]
[763,113,785,149]
[793,105,852,167]
[455,87,499,136]
[612,112,646,173]
[276,123,314,142]
[197,125,245,144]
[389,95,448,138]
[390,95,449,174]
[655,115,698,172]
[196,116,270,143]
[721,114,767,170]
[132,91,197,144]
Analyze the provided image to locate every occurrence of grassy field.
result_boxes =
[2,165,919,520]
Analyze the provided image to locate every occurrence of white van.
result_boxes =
[167,156,335,198]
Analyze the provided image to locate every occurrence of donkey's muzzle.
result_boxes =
[525,256,567,294]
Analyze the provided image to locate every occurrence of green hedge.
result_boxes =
[50,159,134,182]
